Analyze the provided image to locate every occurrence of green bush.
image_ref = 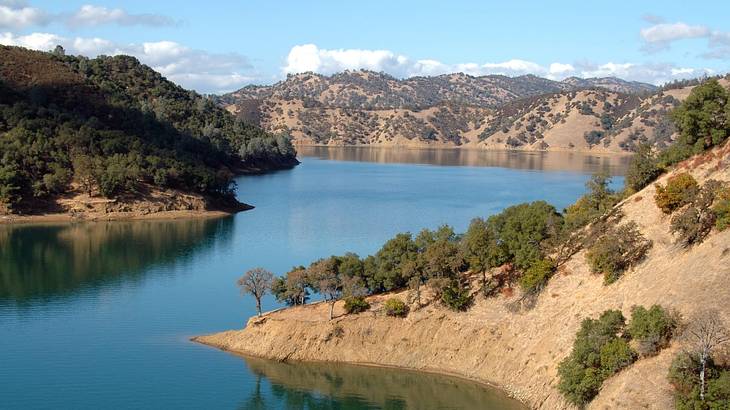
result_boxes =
[558,310,637,407]
[586,222,653,284]
[563,172,620,233]
[713,187,730,231]
[670,180,722,247]
[628,305,677,357]
[599,338,637,374]
[519,258,555,294]
[343,296,370,314]
[654,173,700,214]
[625,143,662,193]
[440,280,473,311]
[383,298,408,317]
[706,371,730,408]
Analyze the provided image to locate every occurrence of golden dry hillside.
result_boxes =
[217,71,730,153]
[215,70,679,152]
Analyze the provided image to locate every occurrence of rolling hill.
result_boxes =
[216,70,729,154]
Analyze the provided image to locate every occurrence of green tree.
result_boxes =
[627,305,677,357]
[488,201,563,270]
[237,267,274,317]
[671,79,730,154]
[307,258,342,320]
[625,143,662,193]
[371,233,417,291]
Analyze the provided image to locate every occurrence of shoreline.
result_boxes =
[293,142,635,157]
[0,208,242,225]
[190,335,526,407]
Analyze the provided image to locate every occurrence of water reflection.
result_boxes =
[298,146,631,175]
[239,356,525,409]
[0,218,233,304]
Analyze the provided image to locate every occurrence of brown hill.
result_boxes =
[218,74,729,153]
[216,71,730,153]
[195,142,730,409]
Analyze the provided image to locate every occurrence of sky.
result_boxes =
[1,0,729,94]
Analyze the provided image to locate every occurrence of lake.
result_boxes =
[0,148,627,409]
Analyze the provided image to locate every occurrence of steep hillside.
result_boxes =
[216,70,704,152]
[196,142,730,409]
[474,88,687,152]
[0,45,298,217]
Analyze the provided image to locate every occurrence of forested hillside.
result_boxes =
[0,45,298,214]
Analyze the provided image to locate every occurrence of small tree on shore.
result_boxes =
[684,310,730,401]
[308,258,342,320]
[237,267,274,317]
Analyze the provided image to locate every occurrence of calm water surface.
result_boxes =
[0,148,626,409]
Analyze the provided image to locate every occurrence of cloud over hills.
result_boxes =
[282,43,713,86]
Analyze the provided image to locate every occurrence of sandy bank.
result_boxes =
[0,209,240,225]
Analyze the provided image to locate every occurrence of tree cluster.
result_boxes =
[559,306,676,406]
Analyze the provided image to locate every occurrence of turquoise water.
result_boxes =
[0,149,625,409]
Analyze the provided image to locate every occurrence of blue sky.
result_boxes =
[1,0,729,93]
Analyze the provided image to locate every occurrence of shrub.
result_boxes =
[669,353,730,409]
[440,280,473,311]
[670,180,721,247]
[625,143,662,193]
[706,371,730,407]
[519,258,555,294]
[586,222,653,284]
[714,187,730,231]
[628,305,677,357]
[654,173,699,214]
[343,296,370,314]
[562,172,620,233]
[668,352,702,396]
[383,298,408,317]
[599,338,637,374]
[558,310,637,406]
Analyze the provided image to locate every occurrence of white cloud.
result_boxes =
[480,59,543,75]
[284,44,555,78]
[67,4,175,28]
[0,32,255,93]
[639,20,730,58]
[284,44,411,76]
[0,31,60,49]
[549,63,575,78]
[0,2,176,29]
[0,1,46,29]
[640,22,710,52]
[575,61,713,85]
[282,44,717,86]
[638,20,730,58]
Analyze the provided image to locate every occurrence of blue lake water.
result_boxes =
[0,148,626,409]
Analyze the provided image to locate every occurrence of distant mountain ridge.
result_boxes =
[217,70,657,110]
[213,70,695,153]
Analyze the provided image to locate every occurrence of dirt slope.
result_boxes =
[196,144,730,409]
